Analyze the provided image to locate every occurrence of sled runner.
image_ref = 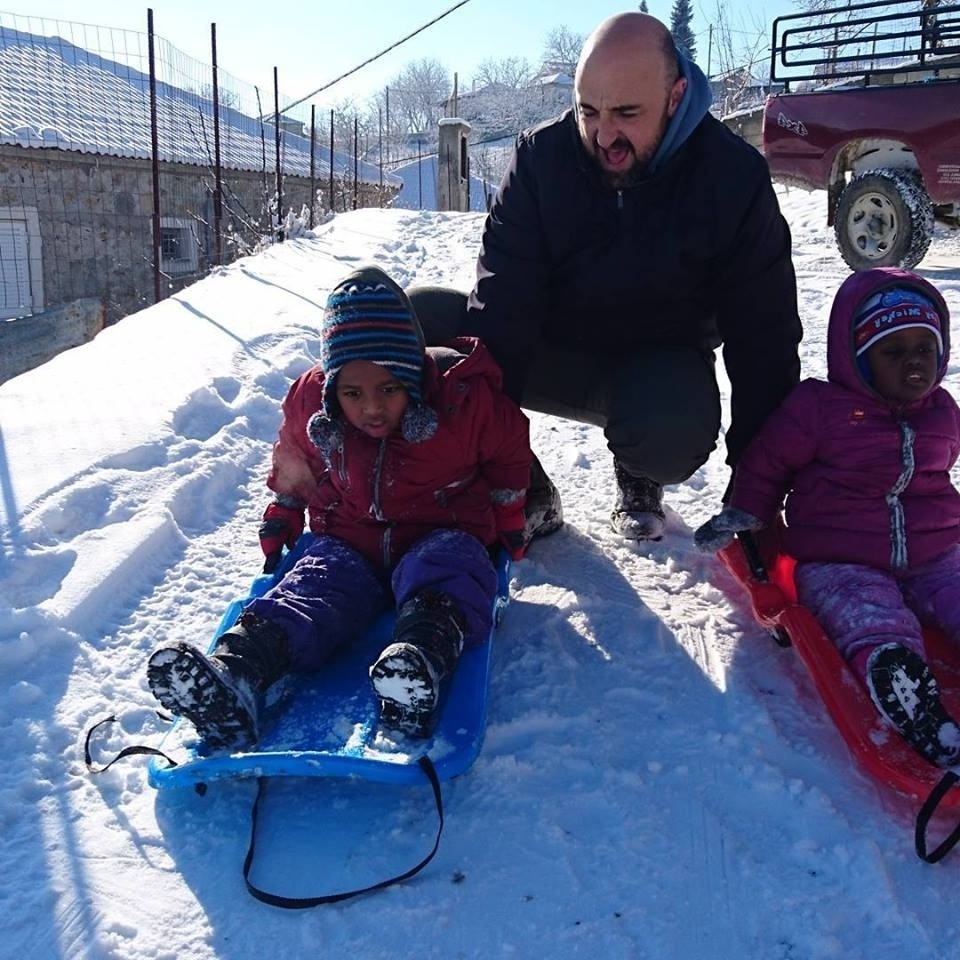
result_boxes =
[719,533,960,863]
[85,534,511,906]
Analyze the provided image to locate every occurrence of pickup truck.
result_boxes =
[761,0,960,270]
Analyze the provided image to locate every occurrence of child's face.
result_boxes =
[335,360,409,438]
[866,328,940,405]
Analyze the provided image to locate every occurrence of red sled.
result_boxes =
[718,533,960,863]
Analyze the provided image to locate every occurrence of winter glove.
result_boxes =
[498,528,526,562]
[494,496,527,561]
[693,507,765,554]
[259,500,305,573]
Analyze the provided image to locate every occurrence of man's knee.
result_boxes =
[607,410,718,483]
[605,350,721,483]
[406,286,467,344]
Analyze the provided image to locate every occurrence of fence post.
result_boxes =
[147,8,162,303]
[309,105,316,228]
[210,23,224,266]
[329,109,334,211]
[273,68,283,242]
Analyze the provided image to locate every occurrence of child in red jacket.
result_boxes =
[696,267,960,766]
[147,266,531,747]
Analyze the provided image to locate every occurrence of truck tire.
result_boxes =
[833,169,934,271]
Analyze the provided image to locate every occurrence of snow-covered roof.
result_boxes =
[532,72,573,87]
[389,154,494,213]
[0,26,397,186]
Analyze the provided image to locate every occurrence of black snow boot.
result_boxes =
[610,459,665,541]
[522,455,564,546]
[867,643,960,767]
[369,592,466,738]
[146,611,291,751]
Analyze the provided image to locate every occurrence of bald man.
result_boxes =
[410,13,801,544]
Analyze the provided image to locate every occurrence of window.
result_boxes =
[159,217,199,276]
[0,206,43,320]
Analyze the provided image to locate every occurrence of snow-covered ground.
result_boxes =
[2,187,960,960]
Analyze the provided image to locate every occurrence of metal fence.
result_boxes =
[0,8,397,331]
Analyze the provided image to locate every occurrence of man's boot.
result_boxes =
[369,592,466,738]
[610,459,665,541]
[146,611,291,750]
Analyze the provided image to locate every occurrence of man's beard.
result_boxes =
[585,113,669,188]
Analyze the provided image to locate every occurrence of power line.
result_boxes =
[281,0,473,114]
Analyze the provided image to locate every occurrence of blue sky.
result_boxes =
[21,0,796,105]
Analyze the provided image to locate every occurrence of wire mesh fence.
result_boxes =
[0,7,397,358]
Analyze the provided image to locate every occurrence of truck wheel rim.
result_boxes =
[846,191,898,260]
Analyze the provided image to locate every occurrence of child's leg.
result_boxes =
[390,529,499,647]
[147,536,388,748]
[794,561,925,680]
[246,535,389,671]
[371,530,498,737]
[795,560,960,766]
[900,545,960,644]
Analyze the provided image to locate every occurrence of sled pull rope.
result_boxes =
[84,715,179,773]
[243,755,444,907]
[736,532,791,648]
[915,770,960,863]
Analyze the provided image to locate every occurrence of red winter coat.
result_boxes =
[730,268,960,570]
[267,336,531,569]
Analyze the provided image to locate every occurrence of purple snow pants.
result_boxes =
[244,529,498,672]
[794,544,960,682]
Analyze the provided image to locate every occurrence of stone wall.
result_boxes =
[721,106,765,153]
[0,297,103,383]
[0,145,391,382]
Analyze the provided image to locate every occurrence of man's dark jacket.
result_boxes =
[467,108,802,465]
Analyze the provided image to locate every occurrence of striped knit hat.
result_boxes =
[320,265,426,417]
[308,266,438,454]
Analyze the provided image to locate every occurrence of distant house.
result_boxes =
[0,25,398,353]
[529,71,574,110]
[708,67,784,116]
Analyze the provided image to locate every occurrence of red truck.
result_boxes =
[761,0,960,270]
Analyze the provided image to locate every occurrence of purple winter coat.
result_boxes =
[729,268,960,570]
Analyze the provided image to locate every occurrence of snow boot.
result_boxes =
[146,611,291,751]
[610,459,665,541]
[369,592,466,738]
[522,455,564,546]
[866,642,960,767]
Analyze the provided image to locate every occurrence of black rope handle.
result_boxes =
[243,755,444,908]
[915,770,960,863]
[737,532,792,648]
[84,714,179,774]
[738,530,770,583]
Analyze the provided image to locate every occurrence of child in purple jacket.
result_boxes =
[695,267,960,766]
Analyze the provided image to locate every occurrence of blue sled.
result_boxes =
[148,535,511,790]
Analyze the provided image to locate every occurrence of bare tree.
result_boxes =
[707,1,770,113]
[541,25,585,75]
[472,56,535,91]
[389,58,452,136]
